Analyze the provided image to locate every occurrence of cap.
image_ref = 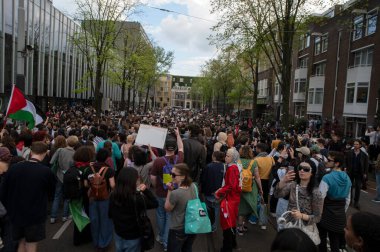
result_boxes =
[165,137,177,151]
[0,147,12,163]
[296,146,310,156]
[310,144,320,153]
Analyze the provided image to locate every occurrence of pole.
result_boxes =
[16,0,26,92]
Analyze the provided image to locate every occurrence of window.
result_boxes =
[314,37,321,55]
[353,16,364,40]
[298,57,308,68]
[299,34,310,50]
[258,80,268,96]
[352,48,373,67]
[180,78,184,82]
[294,79,306,93]
[315,88,323,104]
[313,62,326,76]
[346,83,355,103]
[275,83,280,95]
[356,82,368,103]
[321,34,328,52]
[366,10,377,35]
[308,89,314,104]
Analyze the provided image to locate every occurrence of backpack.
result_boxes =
[162,155,178,190]
[63,166,82,199]
[311,157,327,183]
[88,166,110,200]
[241,160,254,192]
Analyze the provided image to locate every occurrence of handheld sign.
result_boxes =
[135,124,168,149]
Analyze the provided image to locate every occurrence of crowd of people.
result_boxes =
[0,104,379,252]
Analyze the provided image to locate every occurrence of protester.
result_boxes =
[345,212,380,252]
[50,135,79,224]
[109,167,158,252]
[345,139,369,210]
[165,163,197,252]
[83,148,115,251]
[215,148,242,252]
[271,228,318,252]
[150,128,184,251]
[237,146,263,235]
[274,160,323,244]
[0,142,55,252]
[318,151,352,252]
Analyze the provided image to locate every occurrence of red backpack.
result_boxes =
[88,166,109,200]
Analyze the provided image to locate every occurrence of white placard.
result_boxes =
[135,124,168,149]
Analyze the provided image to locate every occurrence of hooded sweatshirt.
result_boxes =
[319,170,351,211]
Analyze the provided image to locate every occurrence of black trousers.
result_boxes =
[349,174,362,203]
[318,224,342,252]
[221,228,237,252]
[261,179,269,204]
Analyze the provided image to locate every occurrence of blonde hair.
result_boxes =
[127,135,135,144]
[66,136,79,147]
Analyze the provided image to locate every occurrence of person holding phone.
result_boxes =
[274,160,323,241]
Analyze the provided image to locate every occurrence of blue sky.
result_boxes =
[53,0,218,76]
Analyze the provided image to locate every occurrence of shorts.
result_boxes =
[12,223,46,243]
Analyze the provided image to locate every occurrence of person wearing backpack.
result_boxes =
[65,146,96,246]
[150,128,184,251]
[83,148,115,251]
[214,132,228,153]
[237,146,263,236]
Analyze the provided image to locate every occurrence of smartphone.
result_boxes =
[288,166,294,172]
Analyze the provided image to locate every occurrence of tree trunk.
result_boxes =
[252,60,258,124]
[132,78,137,112]
[94,61,102,115]
[126,86,131,113]
[121,78,126,111]
[144,83,151,113]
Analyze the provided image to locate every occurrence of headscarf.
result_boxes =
[226,147,240,165]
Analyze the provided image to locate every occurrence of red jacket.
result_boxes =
[216,164,241,230]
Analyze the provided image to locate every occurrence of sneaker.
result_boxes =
[236,227,244,236]
[155,235,163,245]
[248,219,257,225]
[242,226,248,232]
[62,215,72,222]
[270,212,277,218]
[261,225,267,230]
[50,218,56,224]
[372,199,380,203]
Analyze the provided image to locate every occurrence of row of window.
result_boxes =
[353,10,377,41]
[346,82,369,104]
[297,47,373,73]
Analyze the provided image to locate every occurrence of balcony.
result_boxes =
[346,66,372,83]
[309,75,325,89]
[293,92,305,102]
[294,68,308,79]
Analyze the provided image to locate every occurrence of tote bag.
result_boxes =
[185,184,212,234]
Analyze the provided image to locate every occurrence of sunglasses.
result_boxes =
[298,166,311,173]
[328,158,335,162]
[171,173,181,178]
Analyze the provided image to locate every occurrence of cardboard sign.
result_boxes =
[135,124,168,149]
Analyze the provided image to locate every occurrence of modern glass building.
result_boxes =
[1,0,122,111]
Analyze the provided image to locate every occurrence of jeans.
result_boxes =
[318,224,342,252]
[349,174,362,204]
[375,171,380,200]
[89,199,113,249]
[205,195,219,231]
[51,180,70,219]
[167,229,196,252]
[114,233,141,252]
[156,197,170,248]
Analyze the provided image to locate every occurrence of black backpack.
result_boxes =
[220,143,229,153]
[63,166,82,199]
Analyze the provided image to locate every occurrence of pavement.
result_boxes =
[37,180,379,252]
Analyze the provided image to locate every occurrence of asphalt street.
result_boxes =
[38,180,379,252]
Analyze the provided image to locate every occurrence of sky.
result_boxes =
[53,0,219,77]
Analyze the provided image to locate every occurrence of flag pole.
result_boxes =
[2,84,16,130]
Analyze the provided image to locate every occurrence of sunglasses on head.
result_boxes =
[298,165,311,172]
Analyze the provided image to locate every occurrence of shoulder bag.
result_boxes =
[185,184,212,234]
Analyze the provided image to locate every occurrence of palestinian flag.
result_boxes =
[69,199,90,232]
[5,85,43,129]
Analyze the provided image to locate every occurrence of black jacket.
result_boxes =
[108,189,158,240]
[183,137,206,184]
[345,149,369,176]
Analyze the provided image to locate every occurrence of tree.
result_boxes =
[210,0,328,127]
[72,0,138,114]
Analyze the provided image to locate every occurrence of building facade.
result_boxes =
[0,0,150,112]
[170,75,201,109]
[155,75,172,108]
[255,0,379,137]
